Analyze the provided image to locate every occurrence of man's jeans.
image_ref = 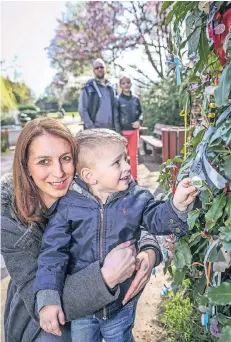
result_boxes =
[71,298,138,342]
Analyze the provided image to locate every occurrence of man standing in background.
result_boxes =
[78,58,120,131]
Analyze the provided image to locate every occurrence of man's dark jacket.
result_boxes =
[79,79,121,132]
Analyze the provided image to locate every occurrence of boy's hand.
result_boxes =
[173,178,199,212]
[39,305,65,336]
[132,121,140,129]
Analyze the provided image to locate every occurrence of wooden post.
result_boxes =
[162,129,170,163]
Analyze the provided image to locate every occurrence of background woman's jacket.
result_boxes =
[117,93,143,131]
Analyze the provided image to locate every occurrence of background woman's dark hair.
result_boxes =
[13,117,77,224]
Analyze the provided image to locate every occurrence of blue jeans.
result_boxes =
[71,299,138,342]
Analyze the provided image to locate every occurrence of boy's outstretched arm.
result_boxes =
[141,178,198,238]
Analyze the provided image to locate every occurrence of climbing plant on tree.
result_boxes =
[159,1,231,340]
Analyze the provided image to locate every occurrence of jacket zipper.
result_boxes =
[100,206,107,320]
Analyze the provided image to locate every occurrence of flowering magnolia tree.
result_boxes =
[47,1,169,88]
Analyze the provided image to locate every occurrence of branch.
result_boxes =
[128,64,157,85]
[131,2,164,79]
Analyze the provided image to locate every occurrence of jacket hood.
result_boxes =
[85,78,112,88]
[72,175,137,203]
[1,173,14,215]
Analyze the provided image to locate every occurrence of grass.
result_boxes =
[46,112,79,118]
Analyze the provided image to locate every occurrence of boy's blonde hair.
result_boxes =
[76,129,127,173]
[119,75,131,85]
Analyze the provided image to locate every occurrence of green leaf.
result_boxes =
[219,226,231,242]
[173,268,186,285]
[174,240,192,269]
[165,8,175,25]
[160,1,173,14]
[187,210,200,230]
[191,128,205,147]
[225,200,231,227]
[208,282,231,305]
[198,293,209,305]
[209,249,219,265]
[221,240,231,252]
[189,231,201,243]
[198,26,210,67]
[205,194,226,230]
[193,275,207,297]
[199,190,211,210]
[224,157,231,182]
[218,326,231,342]
[189,232,202,247]
[218,313,231,326]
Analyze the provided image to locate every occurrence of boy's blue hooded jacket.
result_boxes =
[34,177,188,319]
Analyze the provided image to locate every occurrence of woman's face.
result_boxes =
[27,133,75,208]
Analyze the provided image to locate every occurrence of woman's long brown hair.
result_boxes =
[13,117,77,224]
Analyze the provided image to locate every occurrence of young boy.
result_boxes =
[34,129,198,342]
[117,76,142,182]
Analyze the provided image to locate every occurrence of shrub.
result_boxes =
[0,113,16,126]
[141,77,183,132]
[161,290,211,342]
[18,104,40,112]
[1,129,9,152]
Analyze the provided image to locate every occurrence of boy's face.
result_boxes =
[120,78,132,92]
[91,143,131,193]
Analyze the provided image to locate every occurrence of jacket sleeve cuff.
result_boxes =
[63,261,120,321]
[33,273,64,296]
[170,198,189,222]
[162,199,189,238]
[37,290,61,313]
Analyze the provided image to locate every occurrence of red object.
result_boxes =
[122,130,139,181]
[224,183,229,194]
[213,8,231,65]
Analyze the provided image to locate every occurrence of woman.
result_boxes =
[1,118,162,342]
[117,76,142,182]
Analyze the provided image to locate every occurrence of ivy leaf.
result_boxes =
[218,326,231,342]
[208,282,231,305]
[187,210,200,230]
[174,240,192,269]
[205,194,226,230]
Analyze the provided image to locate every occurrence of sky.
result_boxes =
[1,1,160,99]
[1,1,67,97]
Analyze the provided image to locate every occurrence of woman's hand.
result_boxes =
[132,121,140,129]
[122,249,156,305]
[101,241,137,289]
